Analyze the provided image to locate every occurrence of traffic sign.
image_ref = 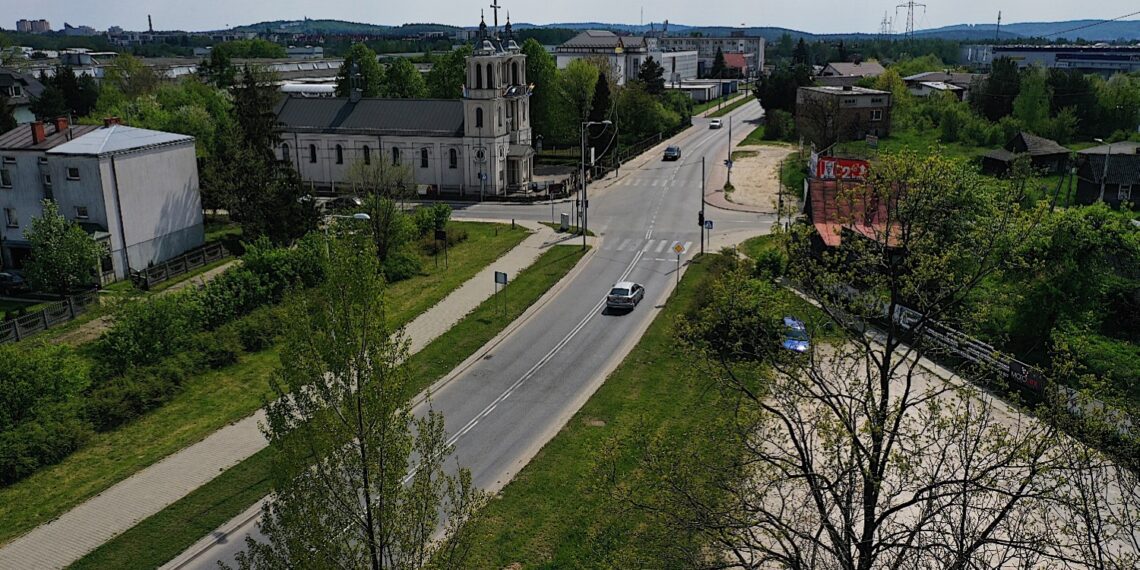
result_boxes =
[672,242,687,255]
[725,159,734,168]
[704,220,714,230]
[494,271,508,285]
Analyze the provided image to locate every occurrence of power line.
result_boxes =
[1042,10,1140,38]
[895,1,928,38]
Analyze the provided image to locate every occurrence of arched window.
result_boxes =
[335,144,344,165]
[420,148,429,169]
[449,148,458,169]
[486,63,494,88]
[392,147,400,165]
[309,144,317,163]
[497,107,502,128]
[512,61,519,86]
[363,145,371,165]
[475,66,483,90]
[281,143,290,162]
[475,108,484,129]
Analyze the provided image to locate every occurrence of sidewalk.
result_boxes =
[0,222,559,570]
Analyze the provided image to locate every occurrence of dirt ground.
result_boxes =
[726,145,797,213]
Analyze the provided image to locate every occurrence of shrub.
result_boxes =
[233,306,284,352]
[192,326,243,369]
[85,365,185,431]
[754,248,788,281]
[0,344,89,433]
[382,248,424,283]
[94,290,204,377]
[198,268,271,330]
[0,410,92,486]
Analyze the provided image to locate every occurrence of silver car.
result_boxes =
[607,281,645,311]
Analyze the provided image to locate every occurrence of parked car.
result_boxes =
[325,195,365,212]
[663,146,682,161]
[782,316,810,353]
[606,281,645,311]
[0,271,29,295]
[709,119,723,130]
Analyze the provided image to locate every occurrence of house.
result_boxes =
[277,19,534,197]
[796,86,892,148]
[982,132,1071,176]
[903,71,986,100]
[0,68,45,125]
[0,118,204,283]
[1075,142,1140,208]
[720,52,749,79]
[816,61,886,87]
[555,30,697,85]
[657,35,765,80]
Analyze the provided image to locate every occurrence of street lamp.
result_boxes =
[324,213,371,257]
[580,119,612,250]
[1094,138,1113,203]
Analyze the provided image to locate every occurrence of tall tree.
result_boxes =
[1013,67,1051,134]
[971,57,1021,121]
[0,93,15,133]
[336,43,385,98]
[23,200,104,295]
[710,47,727,79]
[103,54,159,100]
[637,56,666,95]
[1046,69,1096,136]
[383,58,427,99]
[521,38,557,139]
[198,48,236,89]
[347,158,416,264]
[29,76,67,120]
[587,73,612,144]
[558,59,599,126]
[234,232,486,570]
[792,38,810,66]
[425,45,472,99]
[753,63,812,114]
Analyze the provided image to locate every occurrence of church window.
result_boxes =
[512,62,519,85]
[486,63,494,88]
[449,148,458,169]
[392,147,400,165]
[476,66,483,89]
[498,107,502,128]
[420,148,429,169]
[309,144,317,163]
[335,144,344,164]
[476,108,484,129]
[363,145,371,165]
[281,143,290,162]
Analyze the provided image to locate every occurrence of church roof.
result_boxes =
[275,96,466,137]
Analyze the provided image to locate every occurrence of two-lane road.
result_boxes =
[174,101,770,569]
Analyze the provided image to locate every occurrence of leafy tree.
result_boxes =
[198,47,236,89]
[1094,73,1140,139]
[336,43,385,97]
[29,77,68,119]
[558,59,599,125]
[637,56,666,95]
[23,200,104,295]
[383,57,427,99]
[753,63,812,115]
[522,38,557,139]
[0,93,15,132]
[891,54,945,78]
[1013,67,1051,134]
[971,56,1020,121]
[792,38,810,67]
[348,158,416,265]
[211,39,286,59]
[234,233,486,570]
[425,45,472,99]
[615,82,679,144]
[710,47,727,79]
[103,54,159,100]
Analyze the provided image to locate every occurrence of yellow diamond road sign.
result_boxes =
[672,242,686,255]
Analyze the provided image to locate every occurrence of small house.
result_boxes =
[1075,142,1140,208]
[982,132,1071,176]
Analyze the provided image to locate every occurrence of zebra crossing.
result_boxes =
[611,177,688,188]
[602,238,693,260]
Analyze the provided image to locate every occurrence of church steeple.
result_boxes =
[478,10,488,41]
[504,12,513,41]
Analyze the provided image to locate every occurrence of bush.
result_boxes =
[198,268,271,330]
[94,291,204,377]
[754,248,788,281]
[85,362,187,431]
[420,226,469,256]
[0,344,89,433]
[412,204,453,238]
[382,248,424,283]
[192,326,243,369]
[232,306,284,352]
[763,109,795,142]
[0,410,92,486]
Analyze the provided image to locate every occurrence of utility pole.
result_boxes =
[895,1,927,38]
[699,157,706,255]
[726,115,733,188]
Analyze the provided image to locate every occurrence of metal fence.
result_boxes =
[130,242,230,291]
[0,290,100,345]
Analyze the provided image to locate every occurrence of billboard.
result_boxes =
[816,157,870,181]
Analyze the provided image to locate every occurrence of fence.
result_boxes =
[0,290,100,345]
[130,242,230,291]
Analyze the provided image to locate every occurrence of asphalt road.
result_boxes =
[174,102,772,569]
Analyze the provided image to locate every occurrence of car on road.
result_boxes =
[0,271,29,295]
[325,195,365,213]
[782,316,810,353]
[709,119,723,129]
[607,281,645,311]
[663,146,682,161]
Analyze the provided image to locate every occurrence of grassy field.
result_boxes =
[68,245,588,570]
[0,221,529,547]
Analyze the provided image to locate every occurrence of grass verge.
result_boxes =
[539,222,595,237]
[0,221,529,547]
[708,95,756,118]
[693,91,744,116]
[66,245,588,570]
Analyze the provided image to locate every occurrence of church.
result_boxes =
[274,12,533,198]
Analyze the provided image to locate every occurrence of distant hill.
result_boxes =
[918,20,1140,41]
[231,19,392,35]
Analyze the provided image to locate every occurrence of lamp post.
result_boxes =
[1094,138,1113,203]
[324,213,372,257]
[580,119,612,250]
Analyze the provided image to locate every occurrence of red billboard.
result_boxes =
[815,157,870,181]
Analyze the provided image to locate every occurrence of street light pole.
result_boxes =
[580,119,612,251]
[700,157,706,256]
[726,115,733,188]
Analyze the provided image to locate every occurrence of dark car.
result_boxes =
[325,195,365,212]
[0,271,29,295]
[663,146,682,161]
[606,281,645,311]
[782,316,810,353]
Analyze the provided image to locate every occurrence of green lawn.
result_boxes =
[539,222,596,237]
[708,95,757,118]
[693,91,744,116]
[68,245,588,570]
[0,221,529,547]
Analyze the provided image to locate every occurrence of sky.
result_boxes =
[7,0,1140,35]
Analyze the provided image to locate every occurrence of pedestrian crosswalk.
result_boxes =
[612,177,687,188]
[604,238,694,256]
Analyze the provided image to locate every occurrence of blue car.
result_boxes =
[782,317,810,353]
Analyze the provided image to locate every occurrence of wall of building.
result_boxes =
[0,149,55,266]
[658,37,765,74]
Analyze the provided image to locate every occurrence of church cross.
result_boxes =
[489,1,502,33]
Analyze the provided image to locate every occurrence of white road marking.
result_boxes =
[617,238,632,251]
[642,240,654,252]
[655,240,668,253]
[683,241,692,252]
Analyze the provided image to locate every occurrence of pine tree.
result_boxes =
[637,56,666,95]
[710,47,727,79]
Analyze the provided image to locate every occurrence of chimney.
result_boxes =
[30,121,46,144]
[842,84,853,91]
[53,116,69,133]
[103,116,122,127]
[148,15,154,33]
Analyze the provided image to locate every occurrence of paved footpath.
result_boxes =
[0,221,559,570]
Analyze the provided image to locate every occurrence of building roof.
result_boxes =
[916,81,965,92]
[0,67,44,104]
[0,122,100,151]
[276,96,465,137]
[1079,154,1140,186]
[723,52,748,70]
[507,144,535,158]
[903,71,986,87]
[800,85,891,97]
[47,125,194,157]
[822,61,886,78]
[1078,141,1140,156]
[1012,132,1070,157]
[557,30,648,52]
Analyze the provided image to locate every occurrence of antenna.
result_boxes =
[895,1,927,38]
[995,11,1002,42]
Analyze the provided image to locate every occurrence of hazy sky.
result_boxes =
[8,0,1140,35]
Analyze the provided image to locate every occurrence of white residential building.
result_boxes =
[555,30,698,86]
[0,119,204,283]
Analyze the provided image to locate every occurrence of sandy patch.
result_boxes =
[726,145,797,213]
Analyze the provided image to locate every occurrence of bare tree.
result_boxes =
[630,153,1140,569]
